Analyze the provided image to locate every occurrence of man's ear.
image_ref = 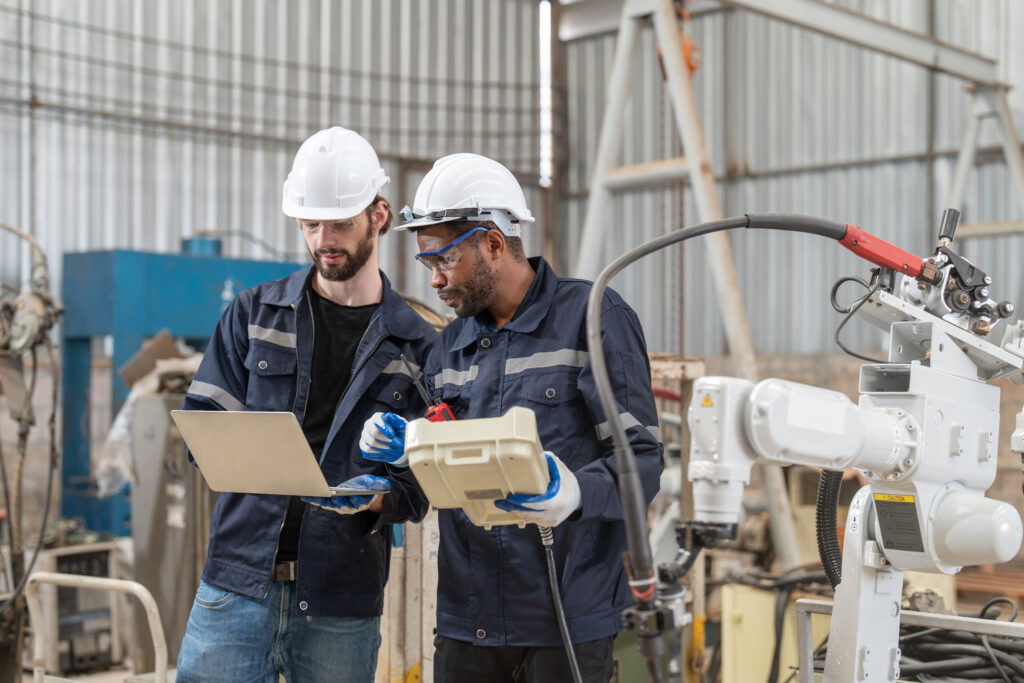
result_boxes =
[371,201,390,235]
[483,229,506,260]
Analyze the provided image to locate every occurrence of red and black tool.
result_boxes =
[400,354,456,422]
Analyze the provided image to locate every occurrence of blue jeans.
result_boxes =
[176,580,381,683]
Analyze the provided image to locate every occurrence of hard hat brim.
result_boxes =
[394,214,464,231]
[283,203,369,222]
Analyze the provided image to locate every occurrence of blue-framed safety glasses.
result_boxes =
[414,226,489,272]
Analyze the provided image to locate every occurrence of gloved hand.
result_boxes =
[360,412,408,467]
[494,452,581,527]
[302,474,391,515]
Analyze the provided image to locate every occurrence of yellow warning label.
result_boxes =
[701,394,713,407]
[874,493,914,503]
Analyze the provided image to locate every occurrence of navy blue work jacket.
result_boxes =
[183,267,437,617]
[423,257,664,646]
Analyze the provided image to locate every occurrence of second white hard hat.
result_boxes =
[282,127,389,221]
[397,153,534,236]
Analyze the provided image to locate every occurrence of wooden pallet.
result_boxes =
[956,567,1024,608]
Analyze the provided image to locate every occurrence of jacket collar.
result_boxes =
[449,256,557,350]
[262,266,428,341]
[261,266,314,307]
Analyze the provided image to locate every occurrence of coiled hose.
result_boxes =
[816,470,844,589]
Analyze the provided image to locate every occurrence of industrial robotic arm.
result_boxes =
[583,208,1024,682]
[685,210,1024,681]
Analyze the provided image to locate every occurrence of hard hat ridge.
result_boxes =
[282,127,389,221]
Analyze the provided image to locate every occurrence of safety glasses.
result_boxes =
[414,226,489,272]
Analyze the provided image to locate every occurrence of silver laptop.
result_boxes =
[170,410,388,497]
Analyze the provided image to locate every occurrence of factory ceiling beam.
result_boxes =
[717,0,1005,87]
[561,0,1006,89]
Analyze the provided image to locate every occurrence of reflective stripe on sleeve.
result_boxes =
[595,411,662,443]
[187,380,245,412]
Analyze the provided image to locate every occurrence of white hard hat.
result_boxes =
[282,127,389,221]
[397,153,534,236]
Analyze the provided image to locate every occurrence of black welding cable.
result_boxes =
[833,280,887,363]
[815,470,844,589]
[982,633,1015,683]
[703,633,722,683]
[981,598,1020,623]
[978,598,1021,683]
[829,275,872,313]
[931,631,1024,655]
[918,676,1019,683]
[907,643,1024,677]
[583,213,866,681]
[903,655,1007,678]
[767,586,792,683]
[538,525,582,683]
[781,634,830,683]
[586,216,749,611]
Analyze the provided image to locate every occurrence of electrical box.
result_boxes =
[22,542,122,675]
[404,407,549,528]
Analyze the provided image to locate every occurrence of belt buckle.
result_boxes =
[274,561,297,582]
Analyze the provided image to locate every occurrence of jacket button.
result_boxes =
[480,338,491,348]
[476,629,487,639]
[299,601,309,611]
[393,391,402,401]
[258,360,268,370]
[545,387,556,399]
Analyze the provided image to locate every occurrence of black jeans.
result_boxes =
[434,634,616,683]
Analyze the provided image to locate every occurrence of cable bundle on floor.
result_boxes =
[899,598,1024,683]
[797,597,1024,682]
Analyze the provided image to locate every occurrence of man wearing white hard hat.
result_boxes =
[359,153,664,681]
[176,127,437,682]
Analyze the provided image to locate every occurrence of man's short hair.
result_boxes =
[368,195,393,235]
[438,220,526,261]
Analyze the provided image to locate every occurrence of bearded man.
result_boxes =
[176,127,437,683]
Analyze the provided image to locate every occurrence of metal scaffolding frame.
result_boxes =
[948,85,1024,238]
[570,0,1024,585]
[573,0,802,577]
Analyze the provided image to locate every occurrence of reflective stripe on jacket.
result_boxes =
[184,266,437,617]
[424,257,664,646]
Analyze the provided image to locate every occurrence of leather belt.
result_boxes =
[273,561,298,582]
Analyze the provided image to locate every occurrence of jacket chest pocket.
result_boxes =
[518,370,585,445]
[243,341,297,411]
[367,373,412,414]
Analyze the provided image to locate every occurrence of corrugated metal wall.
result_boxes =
[0,0,541,309]
[563,0,1024,358]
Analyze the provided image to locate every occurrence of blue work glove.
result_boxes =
[302,474,391,515]
[494,452,582,528]
[360,412,408,467]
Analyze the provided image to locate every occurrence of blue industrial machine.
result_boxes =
[61,244,306,535]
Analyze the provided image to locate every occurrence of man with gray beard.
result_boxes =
[176,127,437,683]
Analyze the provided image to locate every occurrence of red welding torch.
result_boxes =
[744,213,937,283]
[400,354,456,422]
[839,224,924,277]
